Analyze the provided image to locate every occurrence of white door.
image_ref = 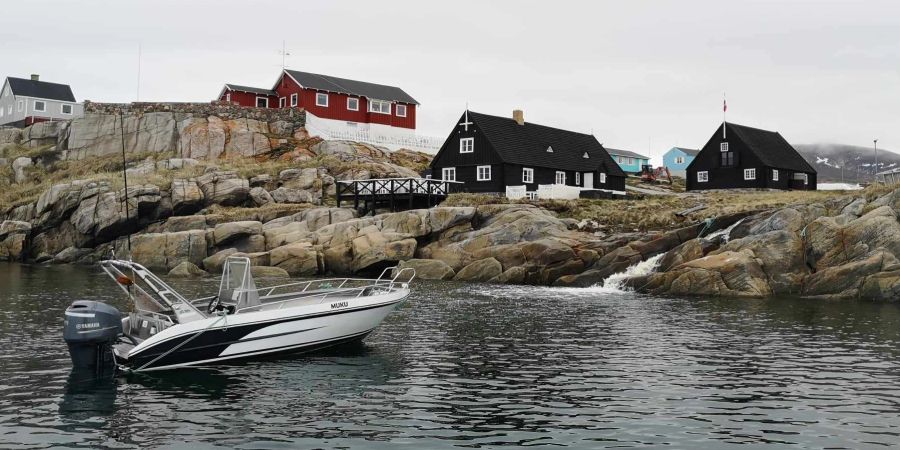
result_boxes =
[583,172,594,189]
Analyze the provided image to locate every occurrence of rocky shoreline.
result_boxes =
[1,109,898,301]
[2,180,897,301]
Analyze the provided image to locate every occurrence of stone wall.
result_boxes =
[83,101,305,125]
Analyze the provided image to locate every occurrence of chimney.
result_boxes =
[30,74,39,81]
[513,109,525,125]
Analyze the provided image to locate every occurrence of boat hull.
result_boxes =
[116,294,405,372]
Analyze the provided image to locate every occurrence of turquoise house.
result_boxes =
[662,147,699,177]
[606,148,650,174]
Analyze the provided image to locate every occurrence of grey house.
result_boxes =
[0,74,83,127]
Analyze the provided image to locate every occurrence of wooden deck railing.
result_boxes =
[336,178,465,212]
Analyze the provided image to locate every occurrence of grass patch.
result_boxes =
[444,186,887,233]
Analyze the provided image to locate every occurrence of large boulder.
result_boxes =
[802,250,899,298]
[349,229,416,272]
[859,270,900,301]
[270,187,317,204]
[178,116,227,160]
[12,157,32,183]
[213,221,262,246]
[223,118,271,157]
[126,230,208,271]
[715,230,807,294]
[203,248,238,273]
[66,113,178,160]
[70,184,160,242]
[637,250,773,297]
[171,179,204,214]
[168,261,207,278]
[196,171,249,206]
[453,257,503,282]
[250,266,290,278]
[392,258,455,280]
[249,187,273,206]
[269,242,320,276]
[0,220,31,261]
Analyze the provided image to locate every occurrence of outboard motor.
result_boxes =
[63,301,123,373]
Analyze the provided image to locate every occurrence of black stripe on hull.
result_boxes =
[119,300,401,371]
[127,328,375,371]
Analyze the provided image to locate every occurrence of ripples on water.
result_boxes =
[1,262,900,448]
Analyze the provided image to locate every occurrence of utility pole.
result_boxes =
[279,40,291,69]
[873,139,878,181]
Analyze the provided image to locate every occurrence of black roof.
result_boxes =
[466,111,626,176]
[725,122,816,173]
[673,147,700,156]
[282,69,418,105]
[605,147,650,159]
[225,84,275,96]
[6,77,76,102]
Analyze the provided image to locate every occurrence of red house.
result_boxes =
[218,69,419,136]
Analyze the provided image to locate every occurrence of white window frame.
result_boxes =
[396,104,407,117]
[279,97,287,108]
[60,104,73,115]
[17,100,24,112]
[697,171,709,182]
[744,168,756,180]
[347,97,359,111]
[555,171,566,185]
[675,156,684,164]
[368,99,391,114]
[33,100,46,112]
[523,167,534,184]
[459,137,474,153]
[477,165,491,181]
[290,93,298,107]
[442,167,456,182]
[600,172,607,184]
[315,92,328,107]
[575,172,581,185]
[772,169,779,181]
[225,92,231,102]
[627,157,634,165]
[720,142,729,152]
[255,96,268,108]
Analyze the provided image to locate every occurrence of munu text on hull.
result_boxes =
[63,256,414,372]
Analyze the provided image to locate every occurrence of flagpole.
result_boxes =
[722,93,727,139]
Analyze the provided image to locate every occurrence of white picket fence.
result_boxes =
[303,115,443,152]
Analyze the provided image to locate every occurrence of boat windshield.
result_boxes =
[218,257,260,310]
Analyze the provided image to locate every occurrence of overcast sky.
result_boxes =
[3,1,898,161]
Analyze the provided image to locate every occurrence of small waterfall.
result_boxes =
[702,218,745,244]
[595,253,665,293]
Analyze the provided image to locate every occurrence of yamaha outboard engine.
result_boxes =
[63,301,123,373]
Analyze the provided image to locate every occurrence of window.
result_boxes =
[795,173,808,185]
[477,165,491,181]
[523,167,534,183]
[773,169,779,181]
[279,97,287,108]
[525,191,538,200]
[555,171,566,185]
[442,167,456,182]
[226,92,231,102]
[369,99,391,114]
[546,146,554,153]
[396,104,407,117]
[291,93,298,107]
[0,108,3,118]
[316,92,328,107]
[61,104,73,115]
[720,142,729,152]
[6,105,10,115]
[721,151,734,167]
[675,156,684,164]
[575,172,581,185]
[459,137,474,153]
[697,171,709,182]
[255,97,268,108]
[618,156,625,163]
[33,101,46,112]
[600,172,607,184]
[347,97,359,111]
[583,152,589,159]
[17,100,24,112]
[627,157,634,165]
[744,168,756,180]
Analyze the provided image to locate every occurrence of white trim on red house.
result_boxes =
[347,97,358,111]
[255,96,269,108]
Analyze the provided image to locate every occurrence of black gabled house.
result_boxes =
[428,110,626,198]
[686,122,817,191]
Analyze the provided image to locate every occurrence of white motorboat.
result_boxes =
[63,256,414,372]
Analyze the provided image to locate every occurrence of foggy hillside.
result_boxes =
[795,143,900,183]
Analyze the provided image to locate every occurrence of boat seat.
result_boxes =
[128,312,172,340]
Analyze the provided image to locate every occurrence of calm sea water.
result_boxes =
[1,262,900,449]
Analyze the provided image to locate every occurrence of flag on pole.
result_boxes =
[723,99,727,112]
